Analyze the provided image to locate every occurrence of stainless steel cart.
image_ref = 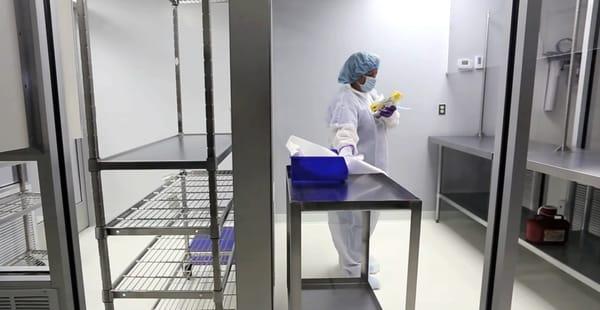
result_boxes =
[286,173,422,310]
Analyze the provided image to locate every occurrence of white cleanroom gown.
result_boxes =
[327,84,399,276]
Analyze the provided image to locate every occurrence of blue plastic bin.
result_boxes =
[190,227,235,265]
[290,156,348,185]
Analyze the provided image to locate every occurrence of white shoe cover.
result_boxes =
[369,256,381,274]
[368,275,381,290]
[369,261,380,274]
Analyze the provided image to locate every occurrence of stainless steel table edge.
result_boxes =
[428,136,494,160]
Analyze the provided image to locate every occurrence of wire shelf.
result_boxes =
[106,171,233,236]
[0,193,41,226]
[172,0,229,4]
[97,134,232,170]
[112,235,235,299]
[9,250,48,267]
[0,192,47,268]
[153,269,236,310]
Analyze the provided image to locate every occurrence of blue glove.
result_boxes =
[379,105,397,118]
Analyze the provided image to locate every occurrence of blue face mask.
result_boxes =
[360,76,376,92]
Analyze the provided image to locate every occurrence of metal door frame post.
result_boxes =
[230,0,274,309]
[435,145,443,222]
[480,0,542,308]
[75,1,114,309]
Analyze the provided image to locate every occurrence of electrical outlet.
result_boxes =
[438,103,446,115]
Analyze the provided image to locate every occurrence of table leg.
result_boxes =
[406,205,422,310]
[288,204,302,310]
[361,211,371,281]
[435,145,443,223]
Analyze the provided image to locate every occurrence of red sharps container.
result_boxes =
[525,206,570,245]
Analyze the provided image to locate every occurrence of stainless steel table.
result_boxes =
[286,173,422,310]
[428,136,600,188]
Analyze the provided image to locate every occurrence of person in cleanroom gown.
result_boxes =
[327,52,399,289]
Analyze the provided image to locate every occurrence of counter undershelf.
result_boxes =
[439,192,600,292]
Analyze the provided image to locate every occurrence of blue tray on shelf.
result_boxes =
[190,227,235,265]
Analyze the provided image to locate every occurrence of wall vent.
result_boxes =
[0,290,58,310]
[572,184,600,237]
[588,189,600,236]
[0,297,12,310]
[572,184,587,229]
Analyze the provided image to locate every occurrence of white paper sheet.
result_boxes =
[286,135,385,175]
[344,157,386,175]
[286,135,337,157]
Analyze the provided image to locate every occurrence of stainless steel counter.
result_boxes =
[429,136,600,188]
[286,173,422,310]
[430,135,600,293]
[528,142,600,189]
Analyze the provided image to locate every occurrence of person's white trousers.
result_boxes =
[328,211,379,277]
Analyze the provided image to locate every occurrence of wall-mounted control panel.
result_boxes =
[474,55,484,69]
[457,58,473,71]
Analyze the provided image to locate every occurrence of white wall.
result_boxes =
[0,0,30,153]
[272,0,453,212]
[87,0,231,220]
[529,0,580,145]
[55,0,83,140]
[446,0,516,137]
[180,3,232,134]
[445,0,494,135]
[444,0,582,146]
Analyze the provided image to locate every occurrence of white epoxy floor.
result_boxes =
[80,211,600,309]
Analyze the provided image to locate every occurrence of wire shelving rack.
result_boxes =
[0,166,48,269]
[76,0,234,309]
